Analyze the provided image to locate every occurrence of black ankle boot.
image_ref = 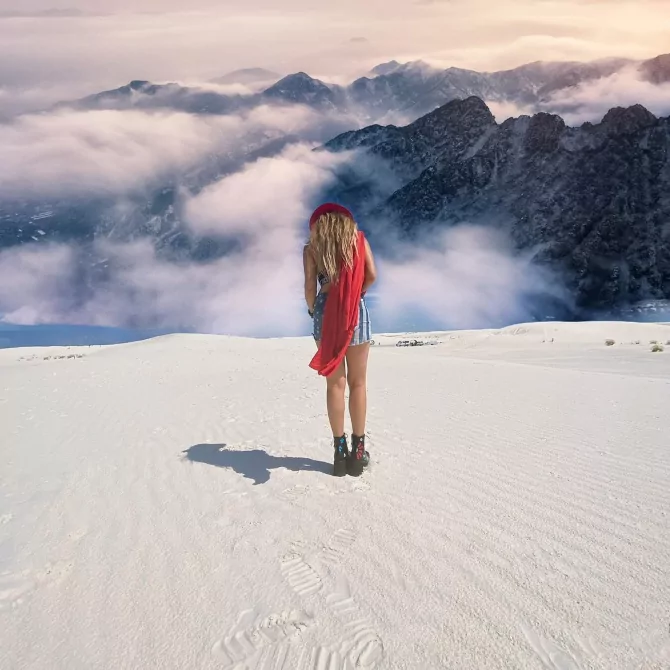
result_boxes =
[347,434,370,477]
[333,435,349,477]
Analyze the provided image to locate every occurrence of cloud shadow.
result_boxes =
[182,443,332,485]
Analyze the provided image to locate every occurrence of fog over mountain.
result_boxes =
[52,52,670,125]
[1,48,669,335]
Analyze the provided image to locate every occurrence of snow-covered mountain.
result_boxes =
[209,68,281,86]
[60,79,251,115]
[639,53,670,84]
[59,53,668,123]
[262,73,348,111]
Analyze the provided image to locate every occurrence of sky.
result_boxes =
[0,0,668,96]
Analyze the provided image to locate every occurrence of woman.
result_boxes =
[303,203,378,477]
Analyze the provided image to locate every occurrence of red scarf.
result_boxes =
[309,230,366,377]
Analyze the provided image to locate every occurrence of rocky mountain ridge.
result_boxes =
[323,97,670,312]
[60,52,670,124]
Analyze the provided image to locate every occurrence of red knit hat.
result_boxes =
[309,202,354,229]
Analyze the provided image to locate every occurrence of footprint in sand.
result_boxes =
[320,529,357,566]
[278,530,385,669]
[309,647,355,670]
[279,527,358,596]
[281,556,323,597]
[212,608,314,668]
[326,575,384,669]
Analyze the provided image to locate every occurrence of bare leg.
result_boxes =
[345,342,370,436]
[325,359,347,437]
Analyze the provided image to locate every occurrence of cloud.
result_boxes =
[0,141,351,336]
[0,109,226,198]
[0,103,350,199]
[0,127,565,336]
[0,244,78,326]
[0,83,93,119]
[0,8,94,18]
[539,66,670,125]
[0,235,312,336]
[0,219,568,337]
[485,99,535,123]
[0,98,362,336]
[483,64,670,125]
[374,225,569,331]
[185,144,352,237]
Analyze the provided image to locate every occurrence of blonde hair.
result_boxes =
[309,212,359,283]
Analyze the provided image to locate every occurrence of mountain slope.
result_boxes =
[261,73,347,111]
[348,55,646,121]
[639,53,670,84]
[61,73,348,115]
[62,80,249,115]
[210,68,281,86]
[59,52,669,123]
[324,98,670,312]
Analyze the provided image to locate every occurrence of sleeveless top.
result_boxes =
[306,243,330,287]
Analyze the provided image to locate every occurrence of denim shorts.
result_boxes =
[312,291,371,346]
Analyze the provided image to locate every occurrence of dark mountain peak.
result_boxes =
[324,124,401,152]
[269,72,324,87]
[600,104,657,135]
[639,53,670,84]
[327,96,497,160]
[262,72,344,110]
[61,80,167,109]
[443,65,480,76]
[350,75,373,88]
[60,79,247,115]
[128,80,152,91]
[101,80,174,98]
[211,68,280,86]
[524,112,566,152]
[263,72,333,97]
[410,96,496,133]
[321,100,670,313]
[364,59,439,85]
[397,59,436,73]
[370,60,403,77]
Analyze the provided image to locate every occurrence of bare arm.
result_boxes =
[303,244,318,313]
[362,238,377,294]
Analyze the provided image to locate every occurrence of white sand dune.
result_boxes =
[1,321,669,670]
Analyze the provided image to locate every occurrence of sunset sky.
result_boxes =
[0,0,668,92]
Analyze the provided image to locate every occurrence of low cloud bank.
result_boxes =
[488,66,670,125]
[375,226,568,332]
[0,143,352,336]
[0,104,350,199]
[0,217,567,337]
[5,69,644,337]
[540,66,670,125]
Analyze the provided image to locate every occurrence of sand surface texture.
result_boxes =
[2,322,669,669]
